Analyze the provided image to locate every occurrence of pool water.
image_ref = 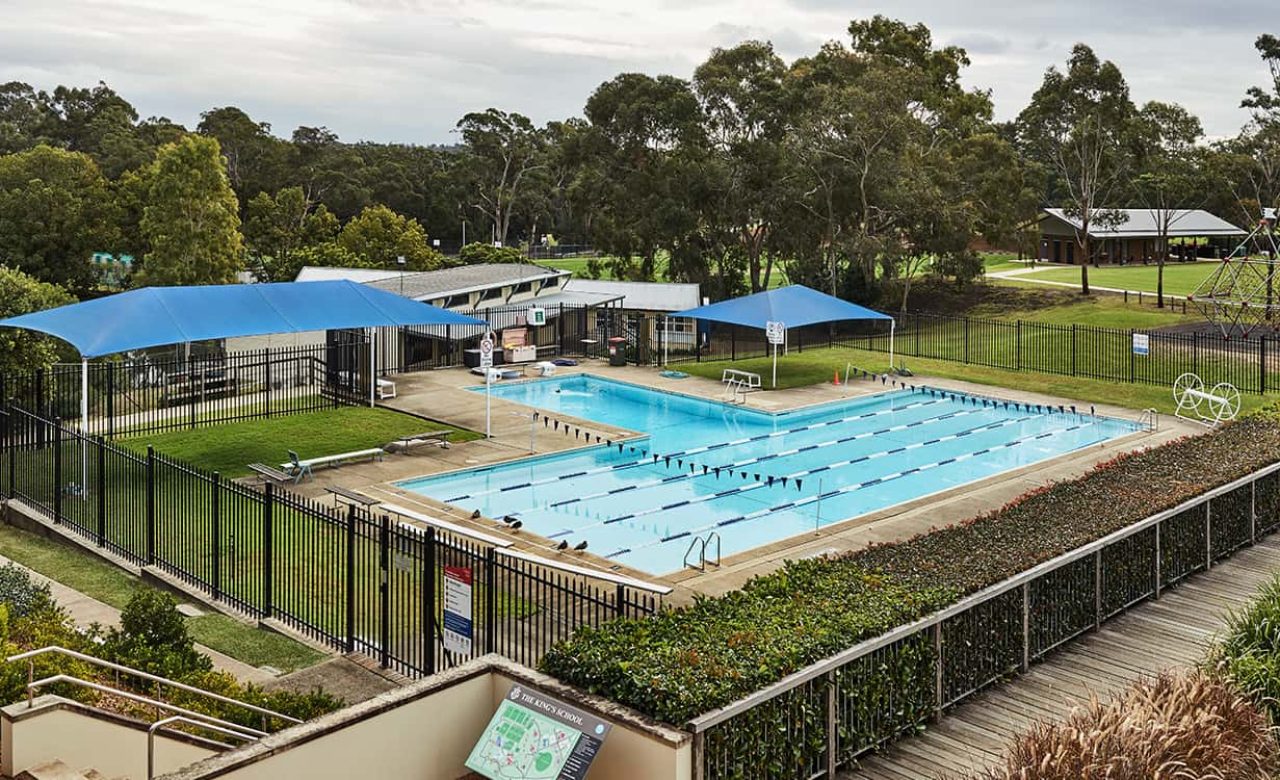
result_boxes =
[398,375,1139,574]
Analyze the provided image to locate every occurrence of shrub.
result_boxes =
[542,407,1280,724]
[966,672,1279,780]
[0,564,56,619]
[1213,573,1280,725]
[100,591,211,679]
[457,242,526,265]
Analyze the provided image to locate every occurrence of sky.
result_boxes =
[1,0,1273,144]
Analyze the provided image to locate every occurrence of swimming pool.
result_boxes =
[398,375,1140,574]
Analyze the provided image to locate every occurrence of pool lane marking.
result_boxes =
[546,413,1036,539]
[441,396,946,503]
[544,407,994,512]
[603,418,1102,559]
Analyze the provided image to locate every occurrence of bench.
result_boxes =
[376,378,396,399]
[325,485,381,507]
[397,430,452,450]
[248,463,293,483]
[280,448,385,481]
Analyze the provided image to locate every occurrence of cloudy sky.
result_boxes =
[2,0,1272,144]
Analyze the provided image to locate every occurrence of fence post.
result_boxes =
[1252,478,1258,545]
[1193,331,1199,377]
[963,318,970,364]
[1129,329,1135,383]
[933,622,943,715]
[1071,324,1077,376]
[265,347,272,419]
[1205,502,1212,569]
[96,436,106,547]
[1094,550,1103,629]
[262,483,274,617]
[1154,521,1162,599]
[731,329,736,362]
[211,472,221,600]
[4,408,12,499]
[345,504,356,653]
[379,513,390,669]
[52,420,61,524]
[1020,582,1030,671]
[825,670,838,778]
[1261,336,1268,395]
[106,367,114,439]
[425,527,436,676]
[485,548,497,655]
[1015,320,1022,370]
[145,446,155,564]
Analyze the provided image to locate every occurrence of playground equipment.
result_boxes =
[1173,372,1241,427]
[1189,210,1280,337]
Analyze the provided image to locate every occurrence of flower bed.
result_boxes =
[541,408,1280,725]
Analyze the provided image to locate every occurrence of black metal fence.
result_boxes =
[662,311,1280,395]
[0,406,664,678]
[686,463,1280,779]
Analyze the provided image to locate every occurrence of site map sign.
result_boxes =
[465,683,612,780]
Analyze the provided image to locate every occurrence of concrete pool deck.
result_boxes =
[266,360,1201,603]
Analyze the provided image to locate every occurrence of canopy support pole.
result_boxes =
[663,316,669,367]
[889,319,896,370]
[368,328,376,408]
[80,358,89,495]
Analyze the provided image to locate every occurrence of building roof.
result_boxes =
[1039,208,1246,238]
[295,266,402,283]
[0,281,486,358]
[477,289,622,311]
[563,278,702,312]
[364,263,568,301]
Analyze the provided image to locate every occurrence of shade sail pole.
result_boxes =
[368,328,376,408]
[81,358,89,494]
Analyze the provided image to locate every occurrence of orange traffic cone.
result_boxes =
[832,370,841,385]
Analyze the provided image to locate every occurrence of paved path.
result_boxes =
[842,536,1280,779]
[988,265,1191,301]
[0,554,276,685]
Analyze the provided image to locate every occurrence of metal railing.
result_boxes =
[684,461,1280,779]
[9,646,300,731]
[148,716,260,780]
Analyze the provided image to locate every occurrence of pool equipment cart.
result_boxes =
[1173,372,1240,427]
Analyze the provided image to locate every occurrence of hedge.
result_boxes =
[540,407,1280,725]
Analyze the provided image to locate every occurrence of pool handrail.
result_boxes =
[377,501,514,547]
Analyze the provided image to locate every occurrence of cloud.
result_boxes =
[0,0,1269,144]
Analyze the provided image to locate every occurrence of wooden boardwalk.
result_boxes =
[843,537,1280,779]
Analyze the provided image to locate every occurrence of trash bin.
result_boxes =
[608,337,627,366]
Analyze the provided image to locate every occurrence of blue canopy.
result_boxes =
[0,280,488,358]
[670,285,891,329]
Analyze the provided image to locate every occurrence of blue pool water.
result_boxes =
[399,375,1139,574]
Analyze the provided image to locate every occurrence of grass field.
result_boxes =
[1014,262,1222,297]
[680,345,1272,416]
[0,522,324,672]
[978,291,1201,329]
[126,407,479,477]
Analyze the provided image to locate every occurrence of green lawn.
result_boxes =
[979,291,1202,329]
[124,407,479,477]
[1016,262,1223,297]
[0,522,325,672]
[680,345,1272,417]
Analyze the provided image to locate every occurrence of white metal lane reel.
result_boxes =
[1173,372,1241,427]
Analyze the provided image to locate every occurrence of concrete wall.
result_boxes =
[2,696,217,779]
[161,657,691,780]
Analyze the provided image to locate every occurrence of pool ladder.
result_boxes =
[1139,408,1159,432]
[683,532,722,572]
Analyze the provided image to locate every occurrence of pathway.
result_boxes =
[843,536,1280,779]
[0,553,276,685]
[988,265,1190,300]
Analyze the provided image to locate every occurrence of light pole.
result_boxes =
[396,255,406,296]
